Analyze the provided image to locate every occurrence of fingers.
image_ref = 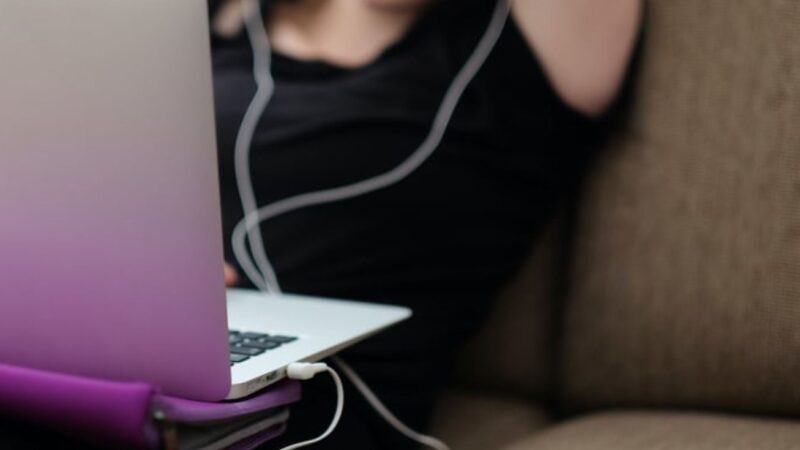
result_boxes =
[224,263,239,287]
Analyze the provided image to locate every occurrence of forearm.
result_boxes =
[511,0,643,116]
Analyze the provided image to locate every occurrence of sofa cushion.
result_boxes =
[430,390,550,450]
[503,411,800,450]
[559,0,800,415]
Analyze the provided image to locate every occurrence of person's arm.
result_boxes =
[511,0,642,117]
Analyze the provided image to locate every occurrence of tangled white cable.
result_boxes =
[234,0,282,293]
[232,0,511,294]
[232,0,511,449]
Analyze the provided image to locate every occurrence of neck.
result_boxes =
[268,0,426,68]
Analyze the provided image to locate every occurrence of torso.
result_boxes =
[211,1,602,351]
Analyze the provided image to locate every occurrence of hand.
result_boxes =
[224,263,239,287]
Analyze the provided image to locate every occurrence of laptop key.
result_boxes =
[230,354,250,364]
[264,335,298,344]
[228,330,298,350]
[240,332,269,340]
[230,345,265,356]
[241,340,281,350]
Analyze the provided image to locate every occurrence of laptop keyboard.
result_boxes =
[228,330,298,366]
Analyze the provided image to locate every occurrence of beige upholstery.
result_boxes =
[560,0,800,415]
[430,391,550,450]
[502,411,800,450]
[433,0,800,448]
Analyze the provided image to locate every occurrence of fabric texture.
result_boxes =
[503,411,800,450]
[559,0,800,414]
[430,390,550,450]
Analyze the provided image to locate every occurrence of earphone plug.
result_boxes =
[287,362,330,380]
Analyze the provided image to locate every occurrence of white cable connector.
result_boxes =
[283,359,450,450]
[277,362,344,450]
[286,362,329,380]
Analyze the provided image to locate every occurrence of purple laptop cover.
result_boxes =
[226,423,288,450]
[0,363,301,449]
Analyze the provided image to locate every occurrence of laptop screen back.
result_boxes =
[0,0,231,401]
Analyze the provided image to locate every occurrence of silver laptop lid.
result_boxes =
[0,0,231,400]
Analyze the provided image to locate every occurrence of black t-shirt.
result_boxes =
[211,2,601,355]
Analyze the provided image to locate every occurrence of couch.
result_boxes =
[430,0,800,448]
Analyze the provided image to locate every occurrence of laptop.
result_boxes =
[0,0,410,401]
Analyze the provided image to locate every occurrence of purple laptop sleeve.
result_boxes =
[0,363,301,449]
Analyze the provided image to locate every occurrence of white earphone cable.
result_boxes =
[234,0,282,293]
[233,0,511,293]
[332,356,451,450]
[233,1,511,448]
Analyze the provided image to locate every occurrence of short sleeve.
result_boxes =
[433,0,608,189]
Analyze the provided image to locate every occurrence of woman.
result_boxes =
[211,0,641,448]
